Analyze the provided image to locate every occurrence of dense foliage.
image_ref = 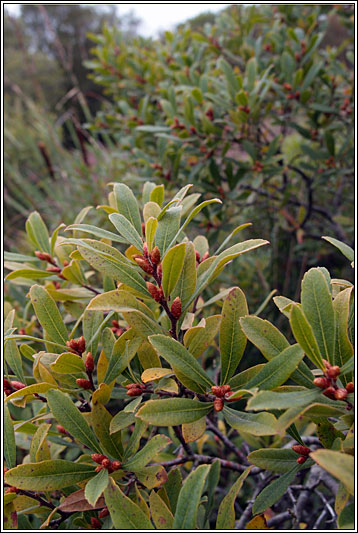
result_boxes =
[4,182,354,530]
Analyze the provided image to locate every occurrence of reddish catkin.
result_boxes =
[76,378,92,390]
[85,352,95,373]
[213,398,224,412]
[345,382,354,393]
[134,256,154,275]
[171,297,182,319]
[292,445,311,456]
[146,282,162,302]
[77,336,86,355]
[91,454,107,464]
[150,246,161,265]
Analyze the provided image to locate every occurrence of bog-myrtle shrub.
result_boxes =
[4,182,354,529]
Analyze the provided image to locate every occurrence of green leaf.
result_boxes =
[88,289,154,318]
[83,309,103,355]
[333,288,354,378]
[216,466,252,529]
[184,315,221,358]
[91,403,123,459]
[73,239,148,296]
[223,406,277,436]
[66,223,127,243]
[123,434,171,471]
[30,285,68,346]
[122,309,164,338]
[173,465,210,529]
[301,61,323,90]
[172,242,197,309]
[248,448,301,473]
[252,465,301,515]
[149,335,214,390]
[301,268,335,364]
[50,352,85,374]
[228,364,265,390]
[30,423,51,462]
[150,184,165,206]
[244,345,304,390]
[165,468,182,513]
[5,460,96,491]
[246,57,257,91]
[110,411,136,433]
[310,450,354,495]
[4,405,16,468]
[5,382,57,402]
[136,398,213,426]
[290,304,325,370]
[155,206,182,255]
[104,333,142,384]
[162,243,186,297]
[113,183,142,236]
[4,339,25,383]
[104,477,154,529]
[85,468,109,507]
[149,490,174,529]
[322,236,354,263]
[109,212,144,251]
[219,57,240,98]
[276,400,346,434]
[240,316,289,360]
[337,502,354,529]
[146,217,158,253]
[220,287,248,384]
[26,211,51,254]
[47,389,101,453]
[246,389,321,411]
[5,267,53,281]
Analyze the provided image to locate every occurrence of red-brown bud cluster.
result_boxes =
[111,320,123,337]
[76,378,92,390]
[252,161,264,172]
[314,362,352,404]
[282,82,292,91]
[4,379,13,396]
[326,366,340,379]
[292,445,311,456]
[213,398,224,412]
[334,388,348,401]
[313,377,330,389]
[211,385,231,398]
[205,108,214,121]
[91,454,121,474]
[239,105,250,114]
[66,336,86,355]
[150,246,161,265]
[146,282,163,303]
[346,382,354,393]
[35,251,53,263]
[134,256,154,275]
[171,297,182,320]
[85,352,95,373]
[125,383,146,397]
[142,242,149,258]
[171,116,186,130]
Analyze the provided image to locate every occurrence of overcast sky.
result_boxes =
[4,3,228,37]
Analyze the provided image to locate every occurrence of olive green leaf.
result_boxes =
[301,268,335,364]
[171,242,197,309]
[91,403,123,460]
[123,434,172,472]
[136,398,213,426]
[173,465,210,529]
[149,490,174,529]
[30,285,68,346]
[333,287,353,378]
[66,223,127,243]
[5,382,57,403]
[240,315,289,360]
[337,502,354,529]
[5,460,96,491]
[310,450,354,495]
[161,243,186,297]
[85,467,109,507]
[149,334,214,390]
[104,477,154,529]
[246,389,321,411]
[290,304,325,370]
[252,464,301,515]
[4,339,25,384]
[26,211,51,254]
[122,310,164,338]
[322,236,354,263]
[220,287,248,384]
[248,448,300,473]
[50,352,85,374]
[109,212,144,251]
[103,332,142,384]
[113,183,142,236]
[155,206,182,255]
[223,406,277,436]
[4,405,16,468]
[244,344,304,390]
[83,309,103,355]
[146,217,158,252]
[184,315,221,358]
[30,423,51,462]
[88,289,154,317]
[216,466,252,529]
[47,389,102,453]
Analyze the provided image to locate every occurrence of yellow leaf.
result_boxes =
[141,368,173,383]
[182,417,206,443]
[245,514,268,529]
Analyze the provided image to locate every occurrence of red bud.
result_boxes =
[334,388,348,401]
[90,517,102,529]
[201,251,210,261]
[56,425,67,435]
[146,282,162,302]
[150,246,161,265]
[76,378,92,390]
[91,454,107,464]
[171,297,182,320]
[346,382,354,393]
[323,359,332,369]
[35,251,52,262]
[327,366,340,379]
[222,385,231,394]
[127,388,143,397]
[98,507,109,518]
[134,256,154,275]
[11,381,26,390]
[195,251,201,262]
[111,460,122,470]
[292,445,311,456]
[95,465,104,473]
[141,222,146,236]
[85,352,95,373]
[211,386,224,398]
[313,377,330,389]
[143,242,148,257]
[101,458,111,469]
[213,398,224,412]
[77,336,86,355]
[323,386,336,399]
[296,456,308,464]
